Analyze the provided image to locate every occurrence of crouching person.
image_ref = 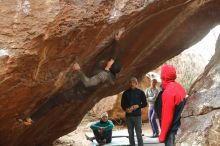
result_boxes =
[90,112,114,145]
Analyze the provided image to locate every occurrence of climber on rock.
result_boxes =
[19,28,125,126]
[72,27,125,87]
[72,58,120,87]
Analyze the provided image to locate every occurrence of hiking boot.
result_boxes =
[151,133,159,138]
[98,139,106,145]
[102,139,106,144]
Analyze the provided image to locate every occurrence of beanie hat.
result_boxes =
[129,77,138,84]
[101,112,108,118]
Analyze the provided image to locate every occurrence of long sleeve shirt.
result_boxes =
[121,88,147,117]
[90,120,114,132]
[145,88,159,107]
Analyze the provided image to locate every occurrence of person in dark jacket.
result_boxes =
[121,77,147,146]
[158,64,187,146]
[90,112,114,145]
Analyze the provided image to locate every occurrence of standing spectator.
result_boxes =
[90,112,114,145]
[158,64,187,146]
[121,77,147,146]
[146,78,159,137]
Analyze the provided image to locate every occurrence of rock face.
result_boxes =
[176,36,220,146]
[0,0,220,146]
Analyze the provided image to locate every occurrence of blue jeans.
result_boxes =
[148,105,159,135]
[165,131,176,146]
[93,130,112,144]
[126,116,143,146]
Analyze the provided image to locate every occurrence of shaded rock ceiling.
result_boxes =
[0,0,220,145]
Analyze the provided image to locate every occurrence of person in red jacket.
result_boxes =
[159,64,187,146]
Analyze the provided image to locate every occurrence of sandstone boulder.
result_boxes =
[0,0,220,145]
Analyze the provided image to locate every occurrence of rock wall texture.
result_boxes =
[176,36,220,146]
[0,0,220,145]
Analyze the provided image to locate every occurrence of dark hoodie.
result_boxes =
[121,88,147,117]
[159,65,186,142]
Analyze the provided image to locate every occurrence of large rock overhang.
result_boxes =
[0,0,220,145]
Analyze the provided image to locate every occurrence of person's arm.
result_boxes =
[159,90,175,142]
[121,92,127,111]
[139,90,147,108]
[105,120,114,131]
[132,90,147,110]
[90,121,100,131]
[78,71,109,87]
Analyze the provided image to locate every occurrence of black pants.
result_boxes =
[93,130,112,143]
[165,131,176,146]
